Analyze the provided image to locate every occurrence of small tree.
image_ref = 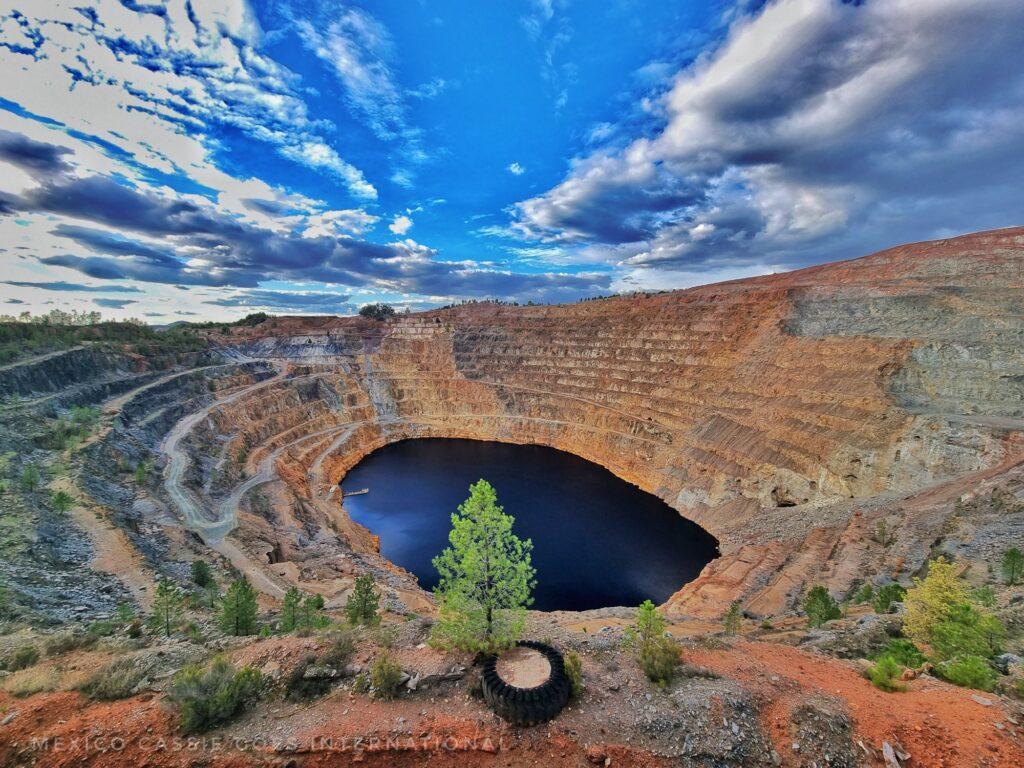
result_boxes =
[430,480,535,653]
[219,577,259,636]
[20,464,40,492]
[872,583,906,614]
[358,303,396,322]
[134,460,151,486]
[298,593,326,630]
[903,557,969,646]
[723,601,742,635]
[50,490,74,513]
[803,586,841,627]
[149,579,184,637]
[624,600,680,686]
[344,574,381,627]
[191,560,213,588]
[1002,547,1024,586]
[280,586,302,632]
[872,519,896,547]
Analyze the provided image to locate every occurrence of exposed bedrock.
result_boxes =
[163,228,1023,618]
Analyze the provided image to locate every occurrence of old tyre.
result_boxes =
[481,641,571,726]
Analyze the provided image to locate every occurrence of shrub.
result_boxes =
[936,655,997,691]
[8,645,40,671]
[45,632,96,656]
[803,586,841,627]
[873,639,925,669]
[852,583,874,604]
[168,657,264,733]
[867,655,904,692]
[133,460,151,485]
[564,651,584,700]
[625,601,681,686]
[321,628,357,669]
[353,672,370,694]
[191,560,213,588]
[873,583,907,614]
[970,585,997,608]
[872,519,896,547]
[1003,547,1024,585]
[345,574,382,627]
[723,602,741,635]
[78,657,145,700]
[928,602,1004,662]
[4,666,59,697]
[370,650,403,700]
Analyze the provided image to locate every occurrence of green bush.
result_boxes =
[78,657,145,700]
[872,583,906,614]
[872,639,925,669]
[969,585,997,608]
[564,651,584,700]
[852,583,874,604]
[936,655,997,691]
[168,657,264,733]
[8,645,40,671]
[867,655,904,692]
[722,602,741,635]
[191,560,213,588]
[928,602,1004,661]
[625,600,681,686]
[1003,547,1023,585]
[803,586,841,627]
[370,650,403,700]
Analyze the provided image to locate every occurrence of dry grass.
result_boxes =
[4,666,60,697]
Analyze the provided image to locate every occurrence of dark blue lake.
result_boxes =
[340,438,719,611]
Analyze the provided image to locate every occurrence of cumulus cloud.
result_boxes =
[388,215,413,235]
[507,162,526,176]
[511,0,1024,272]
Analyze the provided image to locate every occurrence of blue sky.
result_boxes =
[0,0,1023,321]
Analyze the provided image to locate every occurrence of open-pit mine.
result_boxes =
[2,228,1024,767]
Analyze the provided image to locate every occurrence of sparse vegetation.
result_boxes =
[280,586,302,632]
[872,518,896,546]
[369,650,403,700]
[564,650,584,699]
[133,460,152,486]
[219,577,259,636]
[625,600,681,686]
[6,644,40,671]
[431,479,535,653]
[4,666,59,697]
[78,657,145,700]
[344,573,381,627]
[803,586,841,627]
[149,578,185,637]
[872,638,925,669]
[168,657,264,733]
[852,582,874,604]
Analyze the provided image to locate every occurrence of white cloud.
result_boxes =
[507,161,526,176]
[511,0,1024,273]
[389,215,413,235]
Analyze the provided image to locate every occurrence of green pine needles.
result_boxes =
[219,577,259,636]
[430,479,536,654]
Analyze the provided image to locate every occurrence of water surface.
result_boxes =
[341,438,718,611]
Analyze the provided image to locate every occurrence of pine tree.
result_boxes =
[723,601,742,635]
[219,577,259,636]
[20,464,40,492]
[430,479,535,653]
[280,586,301,632]
[1002,547,1024,585]
[50,490,74,513]
[191,560,213,588]
[344,574,381,627]
[150,579,184,637]
[299,593,325,629]
[803,586,842,627]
